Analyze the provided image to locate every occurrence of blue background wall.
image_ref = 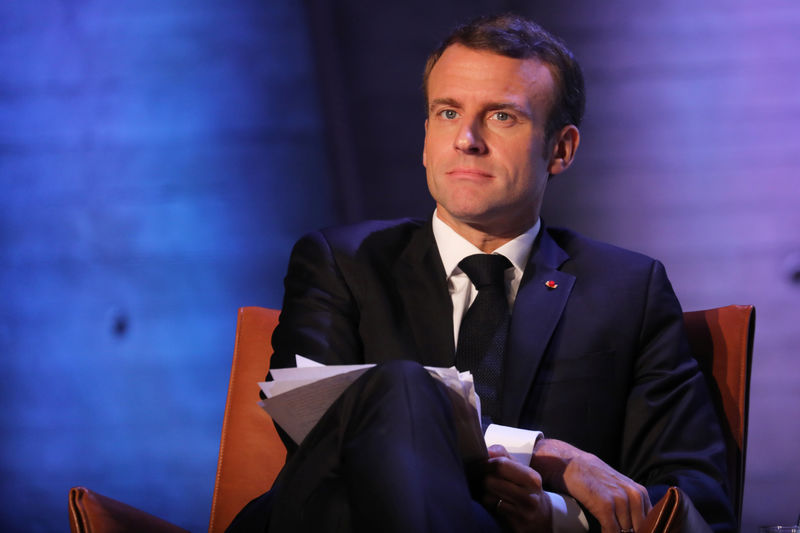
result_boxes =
[1,1,798,532]
[1,1,335,531]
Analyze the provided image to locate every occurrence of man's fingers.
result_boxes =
[593,482,650,533]
[483,476,553,533]
[629,482,651,531]
[484,456,543,490]
[484,471,538,505]
[594,495,625,533]
[482,456,546,518]
[615,480,650,532]
[613,490,635,532]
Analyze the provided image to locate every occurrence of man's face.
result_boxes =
[423,44,565,238]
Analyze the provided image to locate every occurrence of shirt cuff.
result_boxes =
[483,424,543,465]
[546,492,589,533]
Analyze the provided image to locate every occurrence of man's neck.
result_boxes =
[434,210,538,253]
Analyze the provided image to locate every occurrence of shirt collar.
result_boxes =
[431,209,540,278]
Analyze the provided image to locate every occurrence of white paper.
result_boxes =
[259,368,370,444]
[295,354,323,367]
[260,358,483,448]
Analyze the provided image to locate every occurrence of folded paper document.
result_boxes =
[259,355,542,464]
[259,356,479,449]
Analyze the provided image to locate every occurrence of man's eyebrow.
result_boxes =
[428,97,462,111]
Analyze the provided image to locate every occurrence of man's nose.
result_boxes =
[454,119,487,154]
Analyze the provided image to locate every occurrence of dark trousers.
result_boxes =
[227,360,501,533]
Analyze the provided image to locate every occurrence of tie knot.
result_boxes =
[458,254,511,290]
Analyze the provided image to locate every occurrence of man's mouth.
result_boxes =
[446,167,493,179]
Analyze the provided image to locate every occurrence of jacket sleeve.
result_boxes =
[265,231,365,454]
[622,260,736,532]
[270,230,364,372]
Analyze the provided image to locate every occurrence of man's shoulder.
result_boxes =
[544,226,679,315]
[298,217,429,260]
[320,217,426,243]
[545,226,661,272]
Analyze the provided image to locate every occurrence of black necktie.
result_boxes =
[455,253,512,425]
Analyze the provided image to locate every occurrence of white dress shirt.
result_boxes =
[431,211,539,348]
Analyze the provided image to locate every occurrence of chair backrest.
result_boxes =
[208,305,755,531]
[209,307,286,533]
[683,304,755,528]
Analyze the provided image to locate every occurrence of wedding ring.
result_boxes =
[496,498,503,513]
[620,529,635,533]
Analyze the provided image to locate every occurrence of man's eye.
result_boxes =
[440,109,458,120]
[492,111,511,121]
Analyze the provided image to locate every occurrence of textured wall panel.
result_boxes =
[0,1,334,531]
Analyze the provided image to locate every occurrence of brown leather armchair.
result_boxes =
[68,304,754,532]
[683,304,755,527]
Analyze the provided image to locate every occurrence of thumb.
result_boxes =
[487,444,511,459]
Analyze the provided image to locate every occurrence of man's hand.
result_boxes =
[530,439,651,533]
[482,445,553,533]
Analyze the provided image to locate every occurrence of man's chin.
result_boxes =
[440,203,538,237]
[438,207,508,232]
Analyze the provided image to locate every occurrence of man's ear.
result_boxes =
[547,125,580,176]
[422,119,429,168]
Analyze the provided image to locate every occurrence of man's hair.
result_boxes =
[423,14,585,142]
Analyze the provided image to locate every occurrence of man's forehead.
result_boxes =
[427,44,556,106]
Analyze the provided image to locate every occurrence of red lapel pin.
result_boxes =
[545,280,558,289]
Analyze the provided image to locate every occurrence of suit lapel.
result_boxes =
[392,220,455,368]
[502,228,575,425]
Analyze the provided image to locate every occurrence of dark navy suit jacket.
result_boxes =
[269,218,736,532]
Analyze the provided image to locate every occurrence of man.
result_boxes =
[231,14,735,533]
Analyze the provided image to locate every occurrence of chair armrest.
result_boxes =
[69,486,190,533]
[640,486,712,533]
